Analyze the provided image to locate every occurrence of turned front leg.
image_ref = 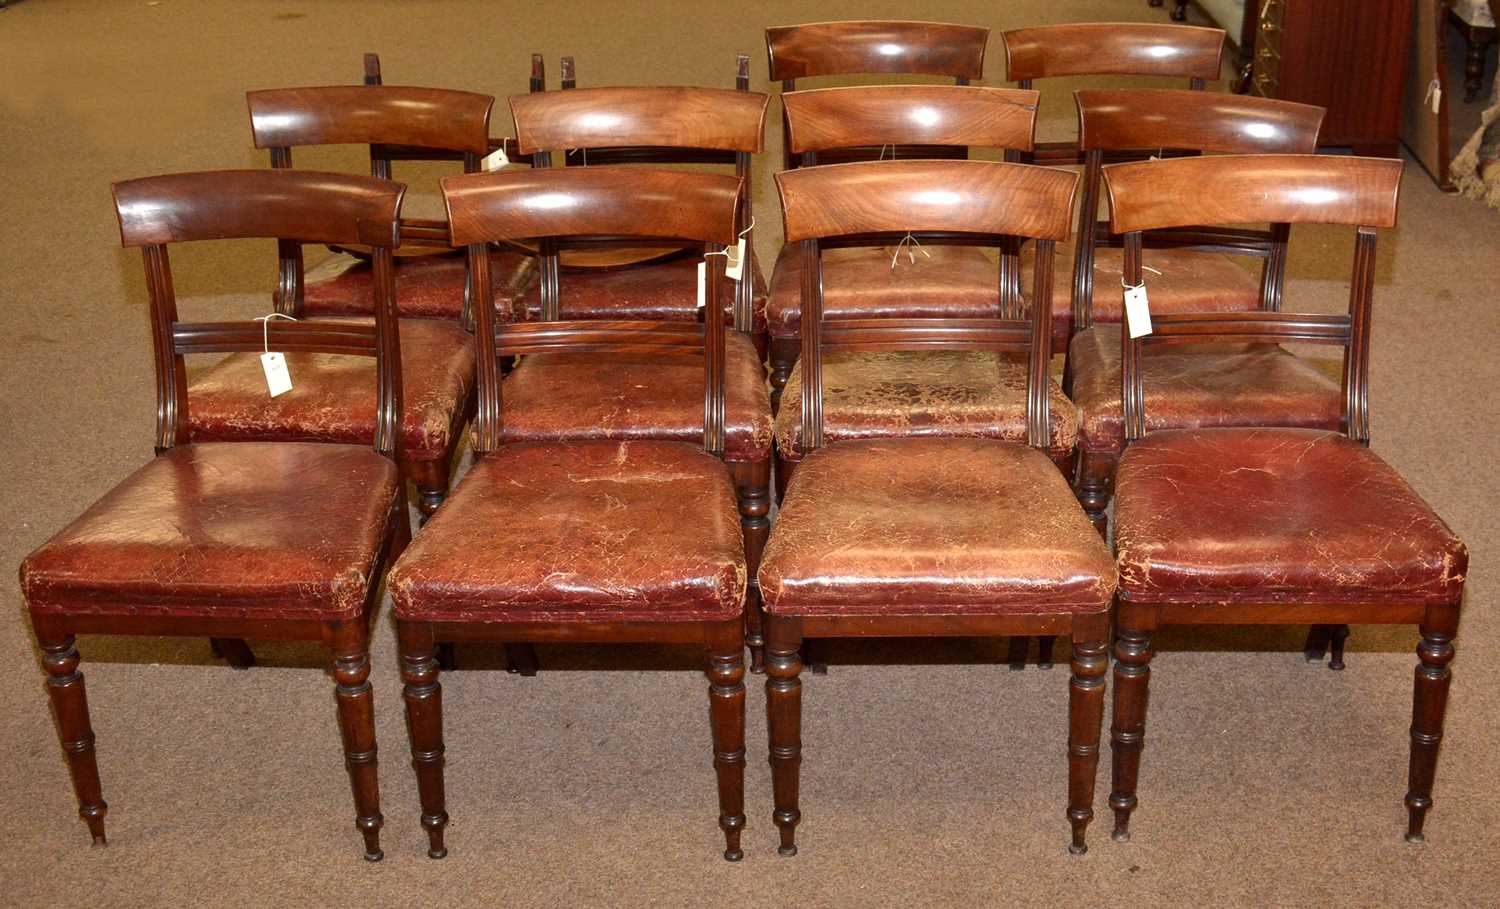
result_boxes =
[1109,627,1154,842]
[765,617,803,856]
[1068,639,1108,854]
[1405,622,1456,843]
[328,623,383,861]
[706,640,747,861]
[734,466,771,674]
[399,621,448,858]
[40,635,108,845]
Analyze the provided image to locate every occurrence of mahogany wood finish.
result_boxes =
[1248,0,1415,158]
[783,85,1037,154]
[764,158,1114,854]
[22,170,411,858]
[1000,23,1225,166]
[1103,154,1467,845]
[1065,91,1325,533]
[503,78,775,671]
[389,167,748,861]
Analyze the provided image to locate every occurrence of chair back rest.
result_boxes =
[1002,23,1224,82]
[783,85,1039,157]
[441,167,742,457]
[766,20,988,82]
[1069,90,1326,327]
[1102,154,1403,445]
[113,169,406,456]
[776,159,1077,453]
[247,85,495,157]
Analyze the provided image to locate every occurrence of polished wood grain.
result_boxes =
[113,169,404,249]
[784,85,1038,154]
[776,159,1076,243]
[248,86,494,154]
[766,19,988,81]
[510,86,768,155]
[1104,154,1403,233]
[442,167,741,247]
[1076,89,1323,154]
[1003,23,1225,81]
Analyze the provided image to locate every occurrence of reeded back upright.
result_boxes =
[766,20,988,81]
[1002,23,1224,82]
[247,86,495,154]
[1105,155,1403,233]
[783,85,1039,155]
[510,86,768,155]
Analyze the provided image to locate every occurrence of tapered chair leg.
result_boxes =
[1068,639,1108,854]
[1109,626,1154,843]
[327,622,383,861]
[765,617,803,856]
[1405,620,1456,843]
[1329,624,1351,671]
[399,621,448,858]
[1037,635,1057,670]
[39,635,108,845]
[1007,636,1029,671]
[1303,624,1333,664]
[706,634,747,862]
[209,637,256,669]
[734,470,772,675]
[505,644,540,676]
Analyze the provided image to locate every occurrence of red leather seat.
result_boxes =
[1021,244,1262,341]
[21,442,401,622]
[759,437,1115,616]
[766,244,1001,337]
[1114,428,1468,605]
[774,350,1078,463]
[516,254,768,337]
[1068,323,1343,457]
[186,318,475,462]
[389,440,746,624]
[499,330,771,463]
[301,249,537,321]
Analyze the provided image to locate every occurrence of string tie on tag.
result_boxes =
[890,232,932,270]
[738,216,755,238]
[256,312,298,353]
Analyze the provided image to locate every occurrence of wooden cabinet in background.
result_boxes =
[1250,0,1416,156]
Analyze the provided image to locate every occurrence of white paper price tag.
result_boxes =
[481,144,511,171]
[1425,78,1442,115]
[261,351,293,397]
[696,260,707,310]
[1124,284,1153,339]
[724,237,746,282]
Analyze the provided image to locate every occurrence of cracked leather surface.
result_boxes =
[302,249,537,321]
[1069,323,1342,455]
[500,330,772,462]
[389,440,746,623]
[759,437,1116,616]
[21,442,400,621]
[517,253,768,334]
[1021,243,1261,338]
[1114,428,1468,606]
[187,318,475,462]
[775,350,1078,460]
[765,242,1001,337]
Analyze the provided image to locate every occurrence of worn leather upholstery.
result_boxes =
[1068,323,1343,456]
[759,437,1116,616]
[766,243,1002,337]
[500,330,772,462]
[1114,428,1469,606]
[389,440,747,623]
[187,318,475,462]
[21,442,401,621]
[774,350,1078,461]
[517,253,768,334]
[1021,243,1262,339]
[302,249,537,321]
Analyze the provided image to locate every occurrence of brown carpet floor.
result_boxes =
[2,1,1498,906]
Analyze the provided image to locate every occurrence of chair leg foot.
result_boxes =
[41,635,108,846]
[1068,639,1107,855]
[328,624,383,862]
[1007,636,1029,671]
[1037,635,1056,670]
[505,644,540,676]
[1109,627,1153,844]
[1329,624,1350,671]
[399,622,449,859]
[1405,623,1455,844]
[766,618,803,857]
[706,638,746,863]
[210,637,255,669]
[1303,625,1333,664]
